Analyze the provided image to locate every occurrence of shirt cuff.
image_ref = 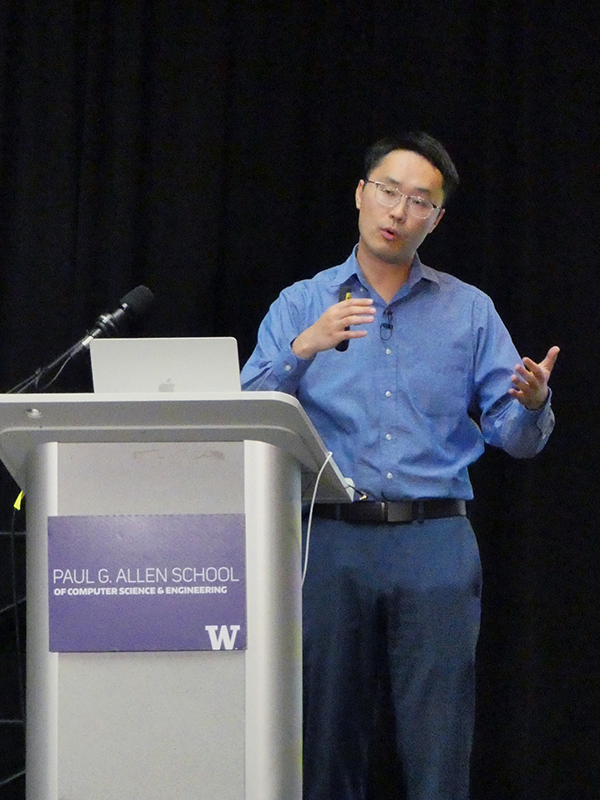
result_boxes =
[271,344,315,386]
[521,388,554,435]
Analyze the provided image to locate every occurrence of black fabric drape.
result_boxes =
[1,2,599,798]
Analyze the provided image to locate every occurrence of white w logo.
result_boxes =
[205,624,241,650]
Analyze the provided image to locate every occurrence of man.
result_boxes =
[241,132,559,800]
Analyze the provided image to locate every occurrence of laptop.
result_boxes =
[90,337,241,393]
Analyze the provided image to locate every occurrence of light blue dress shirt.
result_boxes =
[241,248,555,500]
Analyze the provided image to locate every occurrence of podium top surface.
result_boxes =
[0,391,352,501]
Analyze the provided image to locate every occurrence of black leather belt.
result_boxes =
[313,499,467,524]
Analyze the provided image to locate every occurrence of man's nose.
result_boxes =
[389,194,408,220]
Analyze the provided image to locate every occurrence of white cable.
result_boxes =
[301,450,333,587]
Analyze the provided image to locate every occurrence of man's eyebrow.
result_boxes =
[382,176,432,195]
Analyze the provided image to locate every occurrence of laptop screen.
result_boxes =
[90,337,241,393]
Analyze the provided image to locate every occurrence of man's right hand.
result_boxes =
[291,297,375,359]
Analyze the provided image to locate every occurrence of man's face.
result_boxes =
[355,149,445,268]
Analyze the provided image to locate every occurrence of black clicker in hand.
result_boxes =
[336,284,352,352]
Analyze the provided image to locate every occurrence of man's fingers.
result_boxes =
[340,312,376,326]
[338,298,374,313]
[511,347,559,411]
[337,301,375,332]
[521,345,560,379]
[541,345,560,373]
[339,299,375,317]
[514,363,541,387]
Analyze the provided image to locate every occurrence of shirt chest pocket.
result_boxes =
[400,342,471,417]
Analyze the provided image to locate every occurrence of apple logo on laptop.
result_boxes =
[158,378,175,392]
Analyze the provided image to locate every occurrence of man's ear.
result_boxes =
[430,206,445,231]
[355,180,365,210]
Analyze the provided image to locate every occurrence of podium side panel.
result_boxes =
[26,443,60,800]
[28,442,246,800]
[244,440,303,800]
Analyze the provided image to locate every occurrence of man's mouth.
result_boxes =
[380,227,400,241]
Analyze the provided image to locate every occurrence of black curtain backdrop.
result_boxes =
[1,2,599,798]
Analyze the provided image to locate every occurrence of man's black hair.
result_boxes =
[364,132,460,204]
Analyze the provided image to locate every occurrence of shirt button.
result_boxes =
[385,348,392,355]
[284,364,292,372]
[386,472,393,479]
[385,391,392,397]
[385,434,392,440]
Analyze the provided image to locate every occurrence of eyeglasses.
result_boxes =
[364,180,440,219]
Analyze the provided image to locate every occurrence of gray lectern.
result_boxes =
[0,392,351,800]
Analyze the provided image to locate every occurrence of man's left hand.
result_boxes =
[509,346,560,410]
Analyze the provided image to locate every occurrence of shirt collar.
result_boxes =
[403,253,440,292]
[327,248,362,290]
[328,246,440,296]
[415,257,440,286]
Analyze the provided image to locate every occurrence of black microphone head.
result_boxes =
[120,285,154,317]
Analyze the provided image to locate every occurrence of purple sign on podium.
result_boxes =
[48,514,246,653]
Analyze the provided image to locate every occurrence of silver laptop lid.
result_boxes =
[90,337,241,393]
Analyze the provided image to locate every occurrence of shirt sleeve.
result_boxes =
[473,295,555,458]
[481,391,555,458]
[240,287,315,395]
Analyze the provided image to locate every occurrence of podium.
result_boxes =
[0,391,351,800]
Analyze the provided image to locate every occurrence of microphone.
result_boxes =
[7,285,155,393]
[335,283,353,352]
[73,285,155,355]
[380,307,393,340]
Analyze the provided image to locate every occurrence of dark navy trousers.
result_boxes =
[302,514,482,800]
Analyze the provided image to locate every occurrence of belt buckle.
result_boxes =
[386,502,414,524]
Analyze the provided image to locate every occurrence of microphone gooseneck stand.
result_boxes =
[6,285,155,394]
